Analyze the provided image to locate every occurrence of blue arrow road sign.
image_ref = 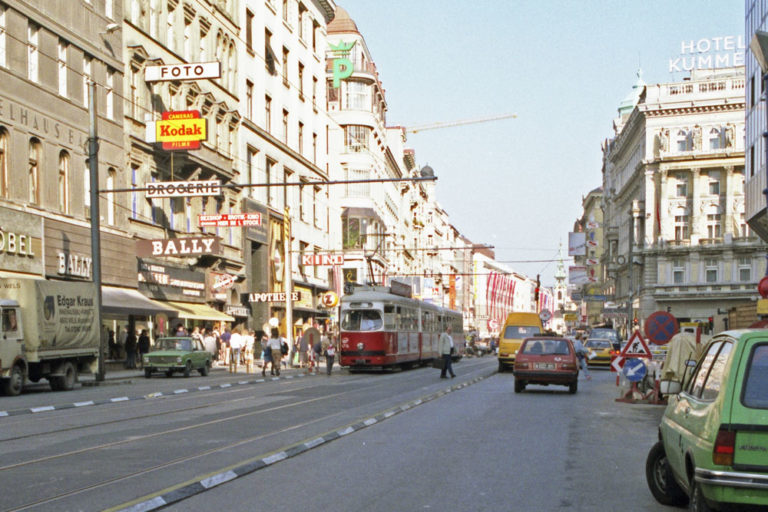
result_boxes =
[623,358,647,383]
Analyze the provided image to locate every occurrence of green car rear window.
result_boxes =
[743,344,768,409]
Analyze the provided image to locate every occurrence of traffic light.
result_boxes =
[534,274,540,303]
[708,316,714,332]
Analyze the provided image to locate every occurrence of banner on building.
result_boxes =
[568,232,586,256]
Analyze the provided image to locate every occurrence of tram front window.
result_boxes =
[342,310,383,331]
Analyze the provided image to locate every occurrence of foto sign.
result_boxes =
[301,254,344,266]
[199,213,262,228]
[157,111,207,150]
[145,61,222,82]
[145,180,221,198]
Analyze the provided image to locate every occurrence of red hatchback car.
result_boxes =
[513,337,580,394]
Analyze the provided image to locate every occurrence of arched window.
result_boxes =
[28,138,41,205]
[58,150,70,213]
[0,127,7,198]
[228,41,236,90]
[106,167,116,225]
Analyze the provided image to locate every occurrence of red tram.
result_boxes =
[339,285,464,369]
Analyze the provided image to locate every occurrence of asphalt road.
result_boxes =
[0,358,677,512]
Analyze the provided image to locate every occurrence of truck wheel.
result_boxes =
[60,362,77,391]
[183,360,192,378]
[144,368,153,379]
[199,361,210,376]
[645,441,687,506]
[3,365,23,396]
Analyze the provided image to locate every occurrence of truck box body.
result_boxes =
[1,278,99,395]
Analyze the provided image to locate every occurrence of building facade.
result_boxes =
[746,0,768,239]
[603,67,761,333]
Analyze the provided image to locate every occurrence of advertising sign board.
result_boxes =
[156,111,206,150]
[199,213,262,228]
[145,62,222,82]
[301,254,344,266]
[145,180,221,198]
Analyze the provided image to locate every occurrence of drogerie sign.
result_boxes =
[145,180,221,198]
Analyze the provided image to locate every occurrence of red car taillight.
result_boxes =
[561,363,577,370]
[713,429,735,466]
[516,362,529,369]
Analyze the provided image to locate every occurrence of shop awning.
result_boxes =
[0,271,44,279]
[102,286,177,316]
[165,301,235,322]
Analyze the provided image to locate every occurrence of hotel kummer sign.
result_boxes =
[668,36,745,73]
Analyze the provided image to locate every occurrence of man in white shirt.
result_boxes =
[438,325,456,379]
[229,328,244,373]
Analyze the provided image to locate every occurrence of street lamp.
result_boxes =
[750,30,768,278]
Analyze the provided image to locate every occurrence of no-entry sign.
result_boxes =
[645,311,679,345]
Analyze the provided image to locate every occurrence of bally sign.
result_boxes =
[136,237,221,258]
[301,254,344,266]
[248,292,301,303]
[156,111,207,150]
[145,61,222,82]
[145,180,221,198]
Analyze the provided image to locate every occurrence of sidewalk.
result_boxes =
[80,359,330,385]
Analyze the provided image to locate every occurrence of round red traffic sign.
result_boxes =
[759,276,768,299]
[488,319,499,331]
[644,311,679,346]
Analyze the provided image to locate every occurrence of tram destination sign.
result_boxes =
[145,180,221,198]
[145,61,222,82]
[199,213,262,228]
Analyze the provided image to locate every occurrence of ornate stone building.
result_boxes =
[603,67,761,333]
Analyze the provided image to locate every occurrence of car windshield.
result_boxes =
[586,340,612,350]
[590,329,619,342]
[504,326,541,338]
[521,339,571,355]
[156,338,193,351]
[743,344,768,408]
[341,310,383,331]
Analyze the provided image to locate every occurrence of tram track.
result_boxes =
[0,359,494,512]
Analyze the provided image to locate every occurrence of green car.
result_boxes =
[143,337,212,378]
[646,329,768,511]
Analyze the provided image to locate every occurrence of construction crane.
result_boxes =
[406,113,518,134]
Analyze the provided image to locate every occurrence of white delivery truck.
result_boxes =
[0,278,100,396]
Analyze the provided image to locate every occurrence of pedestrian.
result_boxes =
[138,329,150,369]
[124,328,138,369]
[107,329,117,360]
[311,336,323,375]
[244,330,256,373]
[298,329,309,368]
[572,333,592,381]
[220,327,232,366]
[229,327,243,373]
[438,325,456,379]
[260,334,273,376]
[289,330,300,368]
[268,328,283,376]
[203,328,217,357]
[118,325,128,360]
[323,334,337,375]
[175,323,186,336]
[191,326,202,343]
[280,334,289,368]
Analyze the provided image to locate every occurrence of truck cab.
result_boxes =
[0,300,25,395]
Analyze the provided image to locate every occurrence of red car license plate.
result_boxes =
[534,362,555,370]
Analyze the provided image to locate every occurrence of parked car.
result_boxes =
[513,337,579,394]
[143,337,212,378]
[584,338,618,366]
[646,330,768,511]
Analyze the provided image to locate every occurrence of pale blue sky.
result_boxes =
[341,0,743,286]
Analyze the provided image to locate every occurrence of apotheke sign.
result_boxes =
[145,62,222,82]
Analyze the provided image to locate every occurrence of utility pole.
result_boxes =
[89,79,105,382]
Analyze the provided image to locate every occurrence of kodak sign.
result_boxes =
[156,111,207,150]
